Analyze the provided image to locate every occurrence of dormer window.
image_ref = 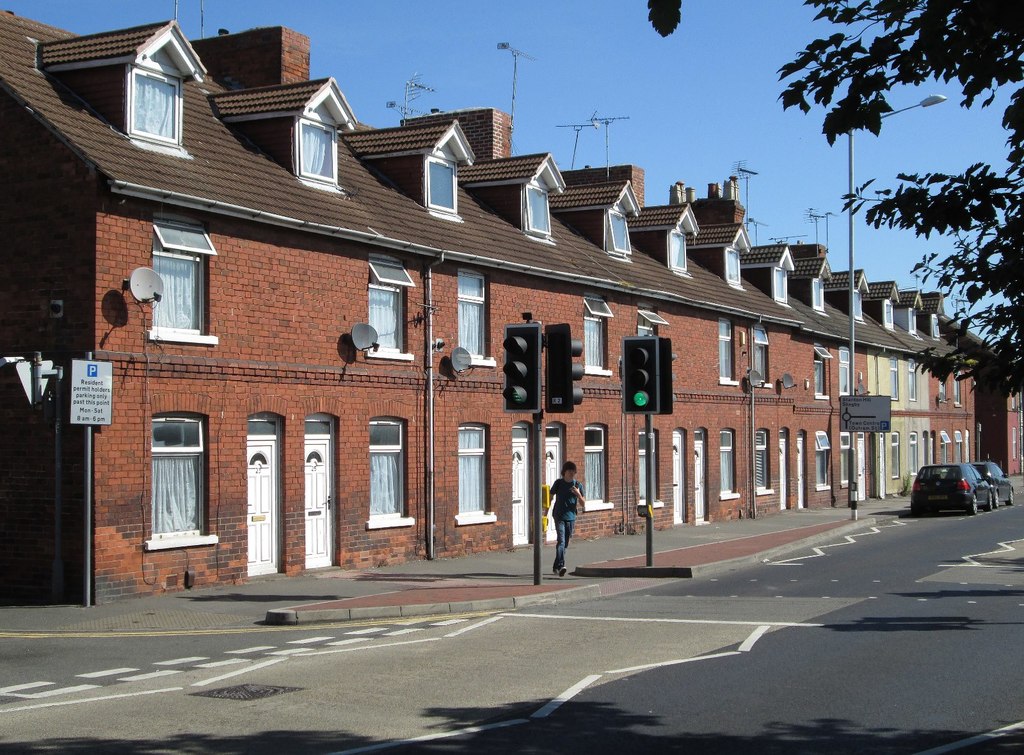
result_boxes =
[773,267,788,304]
[669,231,687,272]
[525,184,551,236]
[907,309,917,335]
[853,290,863,320]
[930,314,940,339]
[427,156,457,213]
[883,299,894,329]
[812,278,825,311]
[130,68,181,145]
[725,248,741,285]
[607,210,631,255]
[298,119,338,184]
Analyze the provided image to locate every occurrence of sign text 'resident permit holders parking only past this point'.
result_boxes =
[70,360,113,426]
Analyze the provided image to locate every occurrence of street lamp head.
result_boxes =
[920,94,947,108]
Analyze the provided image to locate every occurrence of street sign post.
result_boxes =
[839,395,891,433]
[70,359,113,426]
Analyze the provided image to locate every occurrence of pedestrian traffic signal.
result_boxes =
[622,336,673,414]
[503,323,542,413]
[545,323,584,413]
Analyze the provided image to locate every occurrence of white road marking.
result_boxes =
[326,718,529,754]
[326,638,370,647]
[118,670,182,682]
[938,537,1024,568]
[266,648,313,656]
[0,681,54,694]
[445,615,504,637]
[15,684,100,699]
[607,651,741,675]
[913,718,1024,754]
[431,618,468,626]
[309,638,442,656]
[194,659,247,668]
[154,656,208,666]
[531,674,603,719]
[0,687,181,714]
[769,520,909,565]
[287,636,335,644]
[346,627,387,635]
[384,627,424,636]
[225,646,275,654]
[507,613,821,628]
[77,668,138,679]
[191,658,286,688]
[738,625,771,652]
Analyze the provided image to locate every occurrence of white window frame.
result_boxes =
[930,314,940,339]
[368,256,415,359]
[725,248,741,286]
[752,325,769,379]
[773,267,788,304]
[368,418,413,528]
[719,319,734,384]
[813,345,831,398]
[426,155,457,214]
[953,374,962,405]
[669,231,687,273]
[890,357,900,399]
[457,270,490,364]
[584,425,609,510]
[883,299,894,329]
[891,432,901,479]
[840,431,851,485]
[525,183,551,236]
[755,429,771,492]
[909,432,919,473]
[147,415,218,550]
[719,430,735,495]
[838,347,851,396]
[812,278,825,311]
[637,309,668,337]
[940,430,952,463]
[938,378,947,403]
[907,308,917,336]
[583,296,613,374]
[150,220,218,346]
[954,430,963,462]
[638,429,659,505]
[815,431,831,490]
[908,359,918,402]
[606,210,631,255]
[129,67,182,146]
[456,424,494,524]
[296,118,338,186]
[853,290,863,320]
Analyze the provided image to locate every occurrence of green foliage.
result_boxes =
[779,0,1024,395]
[647,0,682,37]
[898,473,913,497]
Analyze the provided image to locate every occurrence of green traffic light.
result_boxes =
[633,391,649,407]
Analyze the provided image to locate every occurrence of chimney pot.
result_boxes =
[685,186,696,203]
[669,182,685,205]
[708,182,721,199]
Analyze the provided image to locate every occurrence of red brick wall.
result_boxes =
[57,66,126,132]
[563,166,645,208]
[406,109,512,162]
[191,27,311,90]
[367,154,424,205]
[230,117,295,174]
[690,197,745,225]
[463,185,523,229]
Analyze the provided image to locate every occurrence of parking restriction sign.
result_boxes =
[70,359,113,425]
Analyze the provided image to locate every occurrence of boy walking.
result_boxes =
[550,461,584,577]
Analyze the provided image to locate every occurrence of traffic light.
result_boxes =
[622,336,673,414]
[502,323,542,413]
[545,323,584,413]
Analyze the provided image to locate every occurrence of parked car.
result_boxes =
[971,461,1014,507]
[911,463,994,516]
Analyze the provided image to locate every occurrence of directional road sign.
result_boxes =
[840,395,891,432]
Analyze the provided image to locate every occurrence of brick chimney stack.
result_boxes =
[405,108,512,161]
[191,27,310,90]
[562,165,646,207]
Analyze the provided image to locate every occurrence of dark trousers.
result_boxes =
[553,518,575,571]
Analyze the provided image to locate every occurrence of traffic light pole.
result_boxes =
[533,410,543,585]
[645,413,655,567]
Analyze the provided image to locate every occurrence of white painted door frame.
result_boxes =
[247,434,279,576]
[304,429,332,569]
[511,424,529,547]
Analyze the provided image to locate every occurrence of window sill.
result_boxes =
[144,534,218,551]
[129,137,192,159]
[366,350,415,362]
[366,515,416,530]
[428,209,464,223]
[585,367,613,377]
[525,231,556,245]
[719,378,740,387]
[454,512,497,526]
[298,176,343,193]
[584,500,614,512]
[719,492,740,501]
[815,484,831,492]
[149,328,219,346]
[814,394,830,401]
[469,356,497,368]
[755,488,774,497]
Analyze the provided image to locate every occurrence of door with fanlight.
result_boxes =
[672,429,686,524]
[511,424,529,546]
[247,417,280,576]
[693,430,707,523]
[544,424,563,542]
[304,415,333,569]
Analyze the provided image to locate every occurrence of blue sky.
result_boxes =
[6,1,1009,298]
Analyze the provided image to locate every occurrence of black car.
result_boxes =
[911,463,993,516]
[971,461,1014,507]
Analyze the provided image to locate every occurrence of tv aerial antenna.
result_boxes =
[746,217,768,246]
[557,112,600,170]
[806,208,835,247]
[732,160,758,227]
[497,42,535,155]
[386,73,436,121]
[592,113,630,178]
[769,234,807,245]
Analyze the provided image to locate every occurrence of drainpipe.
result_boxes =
[425,253,444,559]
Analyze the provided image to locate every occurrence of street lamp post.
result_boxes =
[847,94,947,520]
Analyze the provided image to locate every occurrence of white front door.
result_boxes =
[796,433,806,509]
[672,429,685,524]
[856,433,867,501]
[778,431,788,510]
[247,438,278,576]
[693,433,706,523]
[511,426,529,546]
[878,434,887,498]
[304,437,332,569]
[544,426,562,542]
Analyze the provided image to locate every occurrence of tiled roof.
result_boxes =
[897,289,922,307]
[549,181,628,210]
[865,280,898,300]
[691,223,742,247]
[791,256,831,279]
[824,270,865,291]
[629,204,689,229]
[39,21,168,66]
[211,79,329,118]
[458,153,548,184]
[741,244,787,265]
[343,121,455,157]
[919,292,944,314]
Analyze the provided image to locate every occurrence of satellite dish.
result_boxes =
[128,267,164,304]
[781,373,795,389]
[350,323,378,351]
[450,347,472,373]
[748,369,763,387]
